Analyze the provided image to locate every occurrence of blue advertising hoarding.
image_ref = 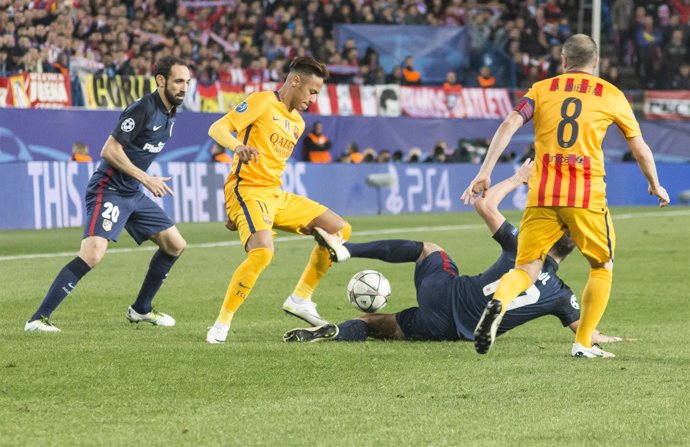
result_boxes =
[1,161,687,230]
[2,108,690,164]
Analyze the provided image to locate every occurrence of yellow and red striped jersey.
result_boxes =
[514,72,641,209]
[218,91,304,189]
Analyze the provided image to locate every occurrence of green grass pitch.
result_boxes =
[1,207,689,446]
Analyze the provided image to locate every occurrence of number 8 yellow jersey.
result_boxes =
[515,72,641,209]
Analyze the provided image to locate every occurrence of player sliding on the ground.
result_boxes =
[284,160,622,348]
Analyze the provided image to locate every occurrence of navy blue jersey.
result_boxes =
[87,91,176,195]
[451,221,580,340]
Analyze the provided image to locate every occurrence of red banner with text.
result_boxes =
[644,90,690,120]
[3,73,71,108]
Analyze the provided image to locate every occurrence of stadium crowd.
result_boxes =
[329,138,506,164]
[1,0,690,90]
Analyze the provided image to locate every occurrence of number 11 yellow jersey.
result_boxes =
[514,72,641,209]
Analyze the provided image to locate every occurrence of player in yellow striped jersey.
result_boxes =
[205,57,352,344]
[461,34,669,358]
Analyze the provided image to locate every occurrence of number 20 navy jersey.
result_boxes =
[87,91,177,195]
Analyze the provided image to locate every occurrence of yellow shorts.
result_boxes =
[517,206,616,266]
[225,184,328,246]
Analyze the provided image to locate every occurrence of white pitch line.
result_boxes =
[0,224,485,262]
[1,209,688,262]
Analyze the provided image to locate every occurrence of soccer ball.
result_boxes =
[346,270,391,313]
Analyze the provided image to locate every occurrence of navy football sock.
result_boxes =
[344,240,423,263]
[131,249,178,314]
[334,319,369,341]
[31,257,91,321]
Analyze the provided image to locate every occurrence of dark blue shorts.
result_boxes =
[83,189,173,244]
[395,251,461,341]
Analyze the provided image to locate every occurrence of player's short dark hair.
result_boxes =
[154,56,187,80]
[562,34,597,70]
[550,233,576,259]
[289,56,329,80]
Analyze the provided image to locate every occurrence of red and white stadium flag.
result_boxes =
[313,85,332,115]
[359,85,378,116]
[8,73,72,108]
[0,77,10,107]
[644,90,690,120]
[335,84,355,116]
[451,88,513,119]
[310,84,366,116]
[308,84,390,117]
[8,75,29,108]
[398,86,513,119]
[400,86,450,118]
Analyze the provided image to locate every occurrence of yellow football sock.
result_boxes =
[291,246,331,300]
[575,266,613,347]
[337,222,352,242]
[494,268,533,314]
[217,247,273,325]
[292,223,352,300]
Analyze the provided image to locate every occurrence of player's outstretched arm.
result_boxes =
[626,135,670,207]
[461,111,524,205]
[101,136,174,197]
[474,158,533,234]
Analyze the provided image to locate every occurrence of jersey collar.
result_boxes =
[564,70,600,79]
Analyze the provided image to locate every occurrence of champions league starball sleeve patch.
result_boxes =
[235,102,248,113]
[121,118,136,132]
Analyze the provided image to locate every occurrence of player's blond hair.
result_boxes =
[562,34,597,70]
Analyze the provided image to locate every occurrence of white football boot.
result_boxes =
[571,343,615,358]
[24,317,61,333]
[282,296,329,327]
[126,306,175,327]
[313,227,350,262]
[206,323,229,344]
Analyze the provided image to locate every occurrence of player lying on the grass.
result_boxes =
[284,160,622,346]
